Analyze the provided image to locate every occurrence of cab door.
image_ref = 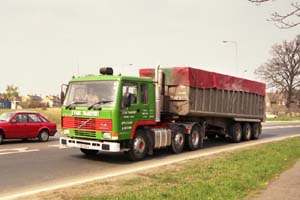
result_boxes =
[120,82,139,136]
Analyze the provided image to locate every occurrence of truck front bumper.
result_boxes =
[60,137,123,152]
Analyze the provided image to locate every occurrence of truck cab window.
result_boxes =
[141,84,148,104]
[122,83,138,106]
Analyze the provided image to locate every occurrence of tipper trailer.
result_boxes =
[60,66,266,161]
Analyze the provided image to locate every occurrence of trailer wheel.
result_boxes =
[80,148,99,155]
[187,125,201,151]
[126,129,148,161]
[251,123,261,140]
[230,123,242,143]
[242,123,251,141]
[171,127,186,153]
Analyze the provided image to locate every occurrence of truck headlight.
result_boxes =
[63,129,70,135]
[103,132,111,139]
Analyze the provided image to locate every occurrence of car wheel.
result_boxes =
[0,132,3,144]
[38,130,49,142]
[80,148,99,155]
[171,126,186,154]
[126,129,148,161]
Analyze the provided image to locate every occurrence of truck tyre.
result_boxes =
[80,148,99,155]
[127,129,148,161]
[38,130,49,142]
[251,123,261,140]
[171,126,186,153]
[230,123,242,143]
[0,132,3,144]
[187,125,201,151]
[242,123,251,141]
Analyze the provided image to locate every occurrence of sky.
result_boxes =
[0,0,299,96]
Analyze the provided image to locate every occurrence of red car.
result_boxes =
[0,111,57,144]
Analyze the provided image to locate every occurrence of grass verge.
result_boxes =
[267,116,300,121]
[28,137,300,200]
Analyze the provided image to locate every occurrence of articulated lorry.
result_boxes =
[60,66,265,161]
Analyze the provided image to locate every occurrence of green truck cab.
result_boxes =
[60,68,157,160]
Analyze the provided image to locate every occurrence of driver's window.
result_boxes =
[122,83,138,107]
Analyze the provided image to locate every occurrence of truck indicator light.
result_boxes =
[112,132,119,140]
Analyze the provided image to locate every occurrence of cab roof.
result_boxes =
[70,75,154,83]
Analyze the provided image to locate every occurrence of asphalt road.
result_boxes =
[0,122,299,198]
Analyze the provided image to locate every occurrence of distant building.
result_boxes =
[0,93,22,109]
[42,95,61,108]
[21,95,44,108]
[0,99,11,109]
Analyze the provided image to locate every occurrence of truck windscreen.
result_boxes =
[63,81,118,107]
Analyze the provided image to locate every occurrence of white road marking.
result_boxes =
[0,147,39,156]
[1,134,299,200]
[263,125,300,130]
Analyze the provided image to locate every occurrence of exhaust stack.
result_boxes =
[155,65,162,122]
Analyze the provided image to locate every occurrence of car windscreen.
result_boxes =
[63,80,118,107]
[0,112,14,122]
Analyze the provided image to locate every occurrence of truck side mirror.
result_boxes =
[61,84,68,105]
[60,91,65,105]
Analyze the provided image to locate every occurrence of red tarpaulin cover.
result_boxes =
[139,67,266,96]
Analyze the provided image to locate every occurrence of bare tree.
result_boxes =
[249,0,300,29]
[255,36,300,108]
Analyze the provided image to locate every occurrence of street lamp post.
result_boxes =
[222,40,238,76]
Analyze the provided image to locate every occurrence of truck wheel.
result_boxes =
[172,127,186,153]
[242,123,251,141]
[38,130,49,142]
[251,123,261,140]
[127,129,148,161]
[0,132,3,144]
[187,125,201,151]
[230,123,242,143]
[80,148,99,155]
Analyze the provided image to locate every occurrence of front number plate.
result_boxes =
[79,144,91,149]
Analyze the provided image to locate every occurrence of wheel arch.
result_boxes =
[171,122,203,135]
[38,127,50,135]
[130,120,156,139]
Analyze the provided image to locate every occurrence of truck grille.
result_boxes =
[74,130,96,138]
[63,117,96,130]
